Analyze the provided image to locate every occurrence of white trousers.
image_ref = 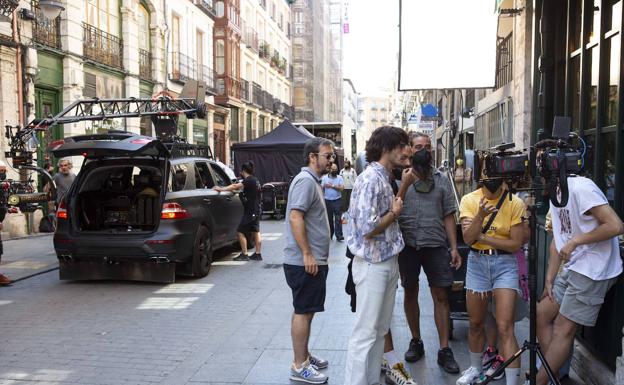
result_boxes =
[344,255,399,385]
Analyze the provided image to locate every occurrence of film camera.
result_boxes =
[473,116,584,206]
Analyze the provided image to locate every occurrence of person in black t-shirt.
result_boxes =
[215,161,262,261]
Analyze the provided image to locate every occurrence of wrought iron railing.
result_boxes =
[139,49,152,81]
[83,23,123,69]
[241,79,251,102]
[200,65,217,94]
[33,8,60,49]
[495,33,513,89]
[196,0,216,18]
[244,26,259,52]
[252,82,262,107]
[259,40,270,60]
[170,51,197,82]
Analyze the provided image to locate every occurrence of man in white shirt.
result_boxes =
[536,175,624,385]
[340,160,357,213]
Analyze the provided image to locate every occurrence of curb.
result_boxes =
[4,233,54,242]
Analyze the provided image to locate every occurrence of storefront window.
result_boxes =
[570,57,581,130]
[587,45,599,129]
[589,0,602,43]
[606,34,620,126]
[570,0,582,52]
[609,0,622,32]
[583,134,595,180]
[602,132,616,203]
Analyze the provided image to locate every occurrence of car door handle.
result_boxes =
[225,196,232,201]
[203,198,212,205]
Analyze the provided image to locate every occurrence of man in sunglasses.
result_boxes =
[284,137,334,384]
[396,131,462,374]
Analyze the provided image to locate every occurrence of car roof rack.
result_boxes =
[165,141,213,160]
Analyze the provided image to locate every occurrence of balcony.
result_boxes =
[33,8,60,49]
[170,51,197,82]
[244,26,259,52]
[270,49,280,68]
[495,33,513,90]
[261,90,272,111]
[252,82,263,107]
[217,75,242,100]
[241,79,251,102]
[83,23,123,69]
[259,40,270,61]
[199,65,217,95]
[139,49,152,81]
[195,0,216,18]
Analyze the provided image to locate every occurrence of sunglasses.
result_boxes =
[315,152,336,160]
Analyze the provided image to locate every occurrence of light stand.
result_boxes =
[478,189,560,385]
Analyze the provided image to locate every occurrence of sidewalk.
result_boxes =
[0,233,57,282]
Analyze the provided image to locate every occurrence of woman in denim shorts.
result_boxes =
[456,179,527,385]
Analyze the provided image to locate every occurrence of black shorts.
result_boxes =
[283,264,329,314]
[398,245,453,289]
[237,212,260,233]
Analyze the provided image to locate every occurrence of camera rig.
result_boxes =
[473,117,584,207]
[3,80,208,212]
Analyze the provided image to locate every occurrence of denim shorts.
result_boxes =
[465,251,520,294]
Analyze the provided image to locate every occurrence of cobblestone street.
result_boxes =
[0,220,544,385]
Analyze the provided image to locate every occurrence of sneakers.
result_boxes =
[289,359,328,384]
[385,362,417,385]
[456,366,481,385]
[483,355,505,380]
[308,354,328,370]
[438,347,460,374]
[0,273,11,285]
[481,347,498,371]
[233,253,249,261]
[249,252,263,261]
[405,338,425,362]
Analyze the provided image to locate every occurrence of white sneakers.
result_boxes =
[456,366,482,385]
[385,362,417,385]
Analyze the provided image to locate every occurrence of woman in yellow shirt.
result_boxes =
[455,178,526,385]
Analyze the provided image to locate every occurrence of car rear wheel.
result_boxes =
[192,226,212,277]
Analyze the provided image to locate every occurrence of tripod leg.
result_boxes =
[478,344,528,385]
[535,346,561,385]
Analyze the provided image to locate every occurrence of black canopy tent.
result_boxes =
[232,120,314,184]
[232,120,344,183]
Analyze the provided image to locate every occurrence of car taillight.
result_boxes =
[161,202,190,219]
[57,200,68,219]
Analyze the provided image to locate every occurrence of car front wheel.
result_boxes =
[192,226,212,277]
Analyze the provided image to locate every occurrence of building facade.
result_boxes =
[342,78,357,159]
[356,95,392,154]
[292,0,337,122]
[238,0,294,146]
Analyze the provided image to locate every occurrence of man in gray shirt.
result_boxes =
[396,132,462,374]
[283,137,334,384]
[53,157,76,205]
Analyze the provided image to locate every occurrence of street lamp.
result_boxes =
[0,0,20,23]
[38,0,64,20]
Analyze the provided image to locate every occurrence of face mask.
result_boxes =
[483,179,503,193]
[331,171,338,177]
[0,172,5,181]
[392,168,403,181]
[412,149,432,167]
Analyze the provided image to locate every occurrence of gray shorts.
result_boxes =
[553,269,617,327]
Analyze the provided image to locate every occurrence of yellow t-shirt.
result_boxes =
[459,188,526,250]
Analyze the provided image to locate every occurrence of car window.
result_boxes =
[169,163,189,192]
[195,162,215,189]
[209,163,230,187]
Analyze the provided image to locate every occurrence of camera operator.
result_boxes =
[535,172,624,385]
[456,177,526,385]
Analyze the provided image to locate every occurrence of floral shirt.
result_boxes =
[346,162,404,263]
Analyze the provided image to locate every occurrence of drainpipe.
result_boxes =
[12,9,23,127]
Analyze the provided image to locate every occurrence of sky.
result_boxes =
[342,0,400,96]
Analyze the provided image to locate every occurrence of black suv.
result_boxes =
[52,132,243,283]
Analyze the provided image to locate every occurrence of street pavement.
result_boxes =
[0,220,582,385]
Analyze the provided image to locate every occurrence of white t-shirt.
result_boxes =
[340,168,357,190]
[550,176,622,281]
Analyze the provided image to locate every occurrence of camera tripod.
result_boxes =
[477,191,561,385]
